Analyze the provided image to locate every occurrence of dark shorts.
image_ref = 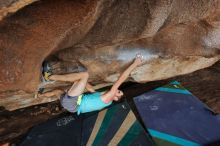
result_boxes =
[60,93,79,113]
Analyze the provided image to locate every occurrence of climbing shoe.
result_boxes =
[42,61,52,81]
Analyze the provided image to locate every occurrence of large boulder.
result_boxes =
[0,0,220,110]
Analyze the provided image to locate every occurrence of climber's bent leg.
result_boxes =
[56,72,89,113]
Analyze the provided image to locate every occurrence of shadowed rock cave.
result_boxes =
[0,0,220,145]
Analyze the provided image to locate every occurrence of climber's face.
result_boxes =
[114,90,124,101]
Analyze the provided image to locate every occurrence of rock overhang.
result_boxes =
[0,0,220,111]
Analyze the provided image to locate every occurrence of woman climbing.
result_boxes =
[40,54,144,115]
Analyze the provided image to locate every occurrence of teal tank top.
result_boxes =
[77,92,112,115]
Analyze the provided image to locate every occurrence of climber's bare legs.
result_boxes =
[49,72,89,97]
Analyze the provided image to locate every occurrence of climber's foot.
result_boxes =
[42,61,53,82]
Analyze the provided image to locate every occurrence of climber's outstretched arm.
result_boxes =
[111,54,144,92]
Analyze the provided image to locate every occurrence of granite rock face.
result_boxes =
[0,0,220,110]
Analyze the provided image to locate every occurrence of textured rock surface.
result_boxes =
[0,0,37,21]
[0,0,220,111]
